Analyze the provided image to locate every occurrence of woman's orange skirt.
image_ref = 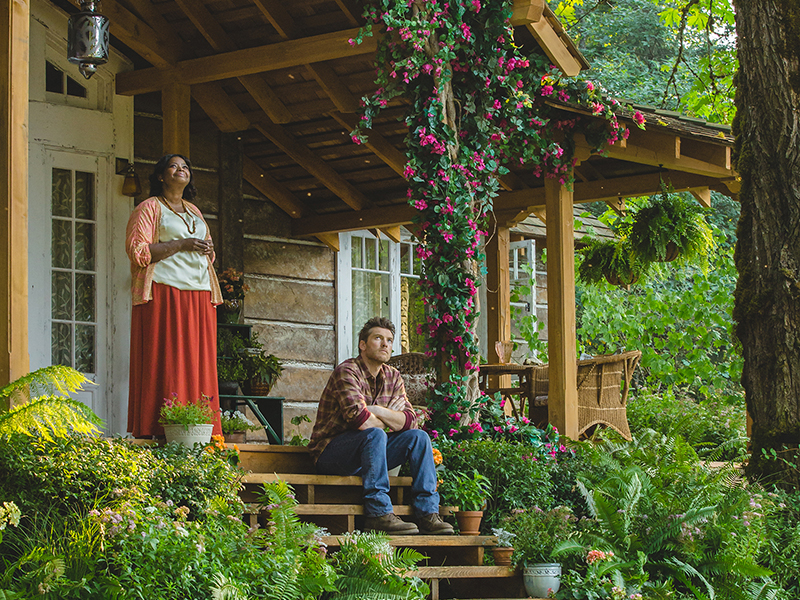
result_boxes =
[128,282,222,438]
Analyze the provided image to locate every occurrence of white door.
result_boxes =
[29,150,107,423]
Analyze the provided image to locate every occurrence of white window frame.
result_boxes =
[336,230,420,363]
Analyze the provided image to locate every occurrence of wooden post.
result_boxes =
[544,175,578,438]
[218,133,243,271]
[162,82,191,155]
[0,0,30,396]
[485,219,511,362]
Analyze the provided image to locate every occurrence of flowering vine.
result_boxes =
[351,0,627,438]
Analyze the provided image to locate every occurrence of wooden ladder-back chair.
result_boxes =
[528,350,641,441]
[387,352,435,428]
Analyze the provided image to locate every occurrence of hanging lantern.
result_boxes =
[121,167,142,197]
[67,1,110,80]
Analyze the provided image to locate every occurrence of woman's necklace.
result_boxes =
[159,196,196,235]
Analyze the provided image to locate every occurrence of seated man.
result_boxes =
[308,316,453,535]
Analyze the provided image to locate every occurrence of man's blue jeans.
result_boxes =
[316,427,440,517]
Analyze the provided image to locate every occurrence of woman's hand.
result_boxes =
[149,238,213,262]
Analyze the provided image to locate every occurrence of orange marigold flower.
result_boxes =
[432,448,443,466]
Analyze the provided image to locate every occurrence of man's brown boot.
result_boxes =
[364,513,419,534]
[417,513,455,535]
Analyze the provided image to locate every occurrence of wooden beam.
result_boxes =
[173,0,236,52]
[293,203,413,236]
[380,226,402,243]
[255,120,372,211]
[544,175,578,439]
[70,0,178,69]
[510,0,545,25]
[526,20,582,77]
[306,63,360,113]
[315,233,340,251]
[251,0,299,38]
[191,83,250,132]
[218,133,244,271]
[690,187,712,208]
[486,222,511,363]
[332,0,362,26]
[0,0,30,388]
[330,112,408,177]
[242,156,310,219]
[116,28,378,96]
[162,82,191,155]
[238,74,293,124]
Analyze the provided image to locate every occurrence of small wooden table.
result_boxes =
[477,363,533,420]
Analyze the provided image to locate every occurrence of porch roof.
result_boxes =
[77,0,736,248]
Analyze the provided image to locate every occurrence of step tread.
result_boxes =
[322,535,498,547]
[408,566,517,578]
[245,503,458,516]
[243,473,414,486]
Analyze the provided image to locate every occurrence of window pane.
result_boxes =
[45,61,63,94]
[66,75,87,98]
[75,273,95,322]
[352,270,390,355]
[74,172,94,220]
[74,222,95,271]
[52,219,72,269]
[52,271,72,320]
[402,276,427,353]
[365,237,377,270]
[51,322,72,366]
[75,325,95,373]
[400,244,412,275]
[351,236,363,269]
[52,169,72,217]
[379,239,389,271]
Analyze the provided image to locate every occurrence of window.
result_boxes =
[45,60,87,99]
[51,168,96,373]
[337,230,426,360]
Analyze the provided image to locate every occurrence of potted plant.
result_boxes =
[439,469,491,535]
[491,527,516,567]
[577,238,645,290]
[159,392,217,447]
[217,328,249,395]
[628,183,714,265]
[220,409,260,443]
[243,333,284,396]
[507,505,576,597]
[216,267,249,324]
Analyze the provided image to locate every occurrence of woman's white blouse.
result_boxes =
[152,208,211,291]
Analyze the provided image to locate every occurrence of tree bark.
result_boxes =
[733,0,800,487]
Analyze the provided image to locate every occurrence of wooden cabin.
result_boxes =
[0,0,738,439]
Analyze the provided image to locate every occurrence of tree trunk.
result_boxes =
[733,0,800,488]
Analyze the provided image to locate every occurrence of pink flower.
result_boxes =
[633,110,646,127]
[541,85,554,96]
[449,428,458,437]
[586,81,595,92]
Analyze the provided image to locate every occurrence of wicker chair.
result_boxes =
[387,352,434,427]
[528,350,641,441]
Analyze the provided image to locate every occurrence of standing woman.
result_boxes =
[126,154,223,438]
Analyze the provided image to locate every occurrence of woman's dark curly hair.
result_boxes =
[148,154,197,201]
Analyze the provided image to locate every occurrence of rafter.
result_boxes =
[306,63,360,113]
[330,113,407,177]
[116,28,379,96]
[293,203,413,237]
[191,83,250,132]
[255,120,373,211]
[252,0,298,39]
[243,156,311,218]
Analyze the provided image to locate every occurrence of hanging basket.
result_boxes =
[661,241,680,262]
[603,269,640,289]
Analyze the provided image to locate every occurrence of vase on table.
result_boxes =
[163,423,214,447]
[217,299,243,324]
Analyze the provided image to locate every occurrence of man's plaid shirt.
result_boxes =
[308,355,417,462]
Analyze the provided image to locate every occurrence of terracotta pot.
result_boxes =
[223,431,247,444]
[247,378,273,396]
[492,546,513,566]
[454,510,483,535]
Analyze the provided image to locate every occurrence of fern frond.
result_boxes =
[265,569,301,600]
[0,395,101,441]
[0,366,92,402]
[663,556,715,600]
[210,573,249,600]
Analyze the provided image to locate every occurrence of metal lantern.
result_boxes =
[67,1,110,80]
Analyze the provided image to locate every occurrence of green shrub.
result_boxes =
[759,488,800,600]
[436,438,556,530]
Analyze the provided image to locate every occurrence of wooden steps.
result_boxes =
[237,444,528,599]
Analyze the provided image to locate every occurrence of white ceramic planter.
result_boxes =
[163,423,214,447]
[523,562,561,598]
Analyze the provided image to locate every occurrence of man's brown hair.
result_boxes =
[358,316,395,344]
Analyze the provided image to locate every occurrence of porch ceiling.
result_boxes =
[82,0,737,248]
